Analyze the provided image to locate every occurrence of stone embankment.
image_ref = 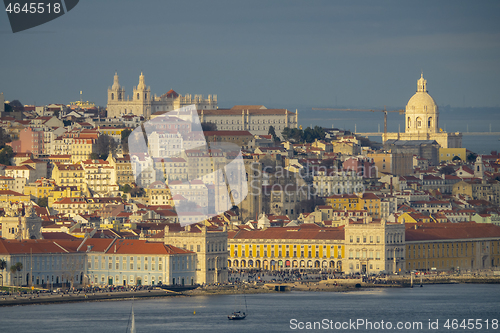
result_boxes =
[0,289,180,307]
[2,274,499,306]
[389,274,500,287]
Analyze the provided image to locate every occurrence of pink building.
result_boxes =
[343,157,376,178]
[8,128,44,155]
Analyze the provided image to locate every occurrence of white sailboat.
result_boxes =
[228,293,247,320]
[126,304,136,333]
[130,307,136,333]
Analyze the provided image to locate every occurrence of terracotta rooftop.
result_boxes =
[229,225,345,241]
[406,222,500,242]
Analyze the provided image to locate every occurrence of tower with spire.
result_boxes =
[106,72,217,119]
[107,72,125,103]
[133,72,151,102]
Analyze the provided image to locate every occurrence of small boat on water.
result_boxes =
[228,293,248,320]
[228,310,246,320]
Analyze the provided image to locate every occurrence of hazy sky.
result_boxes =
[1,0,499,109]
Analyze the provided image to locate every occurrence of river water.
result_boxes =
[1,284,499,332]
[299,107,500,154]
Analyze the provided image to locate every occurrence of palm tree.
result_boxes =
[0,259,6,286]
[10,265,17,286]
[15,262,23,286]
[9,262,22,287]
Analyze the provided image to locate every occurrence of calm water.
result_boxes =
[300,107,500,154]
[1,284,499,332]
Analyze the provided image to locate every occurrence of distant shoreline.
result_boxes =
[1,276,499,307]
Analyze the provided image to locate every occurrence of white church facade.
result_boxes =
[106,72,217,119]
[384,74,462,148]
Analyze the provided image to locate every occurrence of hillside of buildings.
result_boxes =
[0,79,499,290]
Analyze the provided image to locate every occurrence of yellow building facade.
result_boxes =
[24,178,56,200]
[52,163,86,192]
[48,186,83,207]
[326,194,382,219]
[439,148,467,163]
[228,226,345,271]
[405,223,500,272]
[0,190,31,203]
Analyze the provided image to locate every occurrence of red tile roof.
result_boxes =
[0,239,77,254]
[406,222,500,241]
[230,226,345,241]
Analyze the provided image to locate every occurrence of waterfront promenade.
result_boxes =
[1,270,499,307]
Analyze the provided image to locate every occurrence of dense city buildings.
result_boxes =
[0,72,499,291]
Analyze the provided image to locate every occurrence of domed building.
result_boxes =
[384,73,462,148]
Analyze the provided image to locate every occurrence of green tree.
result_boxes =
[94,134,118,160]
[0,145,14,165]
[282,127,303,142]
[15,262,23,284]
[467,152,478,164]
[9,265,16,286]
[129,186,145,197]
[452,155,462,162]
[0,259,6,286]
[268,126,280,142]
[9,263,22,287]
[201,122,217,131]
[121,128,132,154]
[439,165,455,175]
[0,128,12,148]
[303,126,326,143]
[37,197,48,207]
[120,184,132,193]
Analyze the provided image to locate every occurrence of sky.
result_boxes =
[1,0,500,109]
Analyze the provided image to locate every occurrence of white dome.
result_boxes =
[406,91,437,112]
[404,73,439,134]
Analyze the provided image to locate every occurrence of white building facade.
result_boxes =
[107,72,217,119]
